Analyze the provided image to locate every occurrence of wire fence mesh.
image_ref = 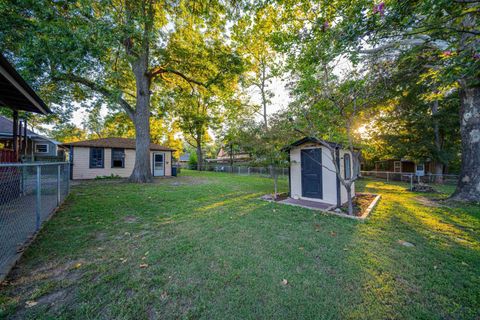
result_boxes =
[360,171,459,185]
[181,163,289,178]
[0,162,70,280]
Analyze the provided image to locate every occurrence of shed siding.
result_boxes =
[289,142,355,206]
[72,146,172,180]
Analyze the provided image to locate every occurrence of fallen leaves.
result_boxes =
[281,279,288,286]
[25,300,38,308]
[139,264,149,269]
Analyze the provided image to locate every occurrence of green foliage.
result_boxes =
[188,152,198,170]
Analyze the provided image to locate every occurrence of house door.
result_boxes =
[301,148,323,199]
[153,152,165,176]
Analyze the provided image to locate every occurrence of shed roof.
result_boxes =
[282,137,358,152]
[64,137,174,151]
[0,54,51,115]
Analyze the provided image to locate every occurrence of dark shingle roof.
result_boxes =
[0,115,35,135]
[64,137,174,151]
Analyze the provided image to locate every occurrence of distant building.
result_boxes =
[374,158,437,176]
[206,147,251,164]
[0,53,52,163]
[64,137,174,180]
[0,116,65,162]
[179,152,190,164]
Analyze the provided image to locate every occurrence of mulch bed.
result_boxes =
[340,193,377,217]
[261,192,289,201]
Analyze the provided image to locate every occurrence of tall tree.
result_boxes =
[233,4,280,129]
[275,0,479,201]
[0,0,237,182]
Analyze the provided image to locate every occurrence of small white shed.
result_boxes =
[284,137,355,207]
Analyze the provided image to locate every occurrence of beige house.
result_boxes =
[284,137,355,207]
[65,138,174,180]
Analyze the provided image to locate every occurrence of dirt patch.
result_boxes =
[411,184,438,193]
[415,196,441,207]
[340,193,377,217]
[124,215,138,223]
[36,289,69,306]
[260,192,289,201]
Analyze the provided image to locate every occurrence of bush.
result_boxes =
[188,152,198,170]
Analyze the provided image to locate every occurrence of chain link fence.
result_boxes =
[361,171,459,186]
[0,162,70,280]
[186,164,289,178]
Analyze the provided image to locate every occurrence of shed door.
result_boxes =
[153,152,165,176]
[301,148,323,199]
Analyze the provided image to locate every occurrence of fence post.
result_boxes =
[410,174,413,191]
[67,163,71,194]
[35,165,41,231]
[247,167,250,175]
[57,164,61,206]
[387,172,389,182]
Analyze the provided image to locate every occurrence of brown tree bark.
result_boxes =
[196,135,203,171]
[129,54,153,183]
[432,100,445,184]
[451,86,480,201]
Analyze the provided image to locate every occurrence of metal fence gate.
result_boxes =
[0,162,70,280]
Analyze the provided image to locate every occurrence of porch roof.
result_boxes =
[0,54,51,115]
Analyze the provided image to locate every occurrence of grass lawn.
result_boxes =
[0,170,479,319]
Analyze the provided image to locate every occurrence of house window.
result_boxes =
[35,143,49,153]
[111,148,125,168]
[344,154,351,179]
[89,147,104,168]
[394,161,402,172]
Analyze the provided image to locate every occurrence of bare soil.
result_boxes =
[340,193,377,217]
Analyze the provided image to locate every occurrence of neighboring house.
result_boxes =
[206,147,251,164]
[178,152,190,166]
[0,116,65,162]
[283,137,355,207]
[374,158,435,176]
[64,137,174,180]
[0,53,52,162]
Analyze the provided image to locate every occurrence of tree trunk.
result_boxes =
[434,162,444,184]
[451,86,480,201]
[269,165,278,199]
[196,138,203,171]
[129,55,153,183]
[346,185,353,216]
[432,100,445,184]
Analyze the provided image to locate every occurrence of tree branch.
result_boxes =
[52,73,135,119]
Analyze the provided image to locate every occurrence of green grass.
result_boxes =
[1,170,479,319]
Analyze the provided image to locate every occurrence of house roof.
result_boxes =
[282,137,359,151]
[0,54,51,115]
[0,115,61,145]
[179,153,190,161]
[0,115,35,135]
[64,137,174,151]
